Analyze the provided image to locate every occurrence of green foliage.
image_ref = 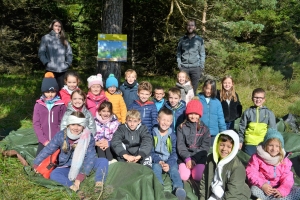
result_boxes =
[288,100,300,116]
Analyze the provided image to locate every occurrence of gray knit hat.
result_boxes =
[41,72,59,92]
[263,128,284,148]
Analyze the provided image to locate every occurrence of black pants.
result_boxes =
[96,146,114,161]
[46,71,66,90]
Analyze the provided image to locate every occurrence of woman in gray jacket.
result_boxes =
[38,19,73,89]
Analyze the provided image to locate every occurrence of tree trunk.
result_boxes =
[97,0,123,85]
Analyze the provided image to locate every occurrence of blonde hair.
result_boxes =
[220,75,238,102]
[124,69,137,79]
[263,138,285,163]
[138,81,152,93]
[168,87,181,98]
[177,71,191,83]
[126,109,141,120]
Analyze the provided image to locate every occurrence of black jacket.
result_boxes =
[217,91,242,122]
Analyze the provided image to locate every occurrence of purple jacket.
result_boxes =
[33,99,66,145]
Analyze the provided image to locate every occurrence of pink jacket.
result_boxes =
[246,153,294,197]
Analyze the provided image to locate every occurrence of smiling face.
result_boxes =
[186,21,196,35]
[222,78,233,92]
[168,92,180,107]
[44,91,57,99]
[52,22,62,34]
[90,84,102,96]
[137,89,151,103]
[99,106,112,120]
[126,73,136,85]
[218,140,233,159]
[126,117,141,130]
[203,84,212,97]
[265,139,281,157]
[157,113,173,132]
[65,75,78,91]
[69,124,84,135]
[154,89,165,101]
[187,113,200,123]
[177,72,187,85]
[71,92,84,108]
[107,86,117,94]
[252,92,265,107]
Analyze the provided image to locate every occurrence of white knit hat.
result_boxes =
[87,74,103,88]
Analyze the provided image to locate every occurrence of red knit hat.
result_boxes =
[185,99,203,116]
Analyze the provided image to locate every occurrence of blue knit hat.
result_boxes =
[106,74,118,88]
[263,128,284,148]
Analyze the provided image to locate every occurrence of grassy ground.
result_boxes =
[0,71,298,199]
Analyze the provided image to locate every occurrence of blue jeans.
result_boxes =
[152,163,183,190]
[50,167,73,187]
[226,121,234,130]
[94,158,109,182]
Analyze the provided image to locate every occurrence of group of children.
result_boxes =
[32,69,300,199]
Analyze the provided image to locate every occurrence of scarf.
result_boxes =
[87,91,106,102]
[62,85,78,95]
[68,127,91,181]
[176,82,192,102]
[256,145,284,166]
[96,111,112,124]
[40,95,60,110]
[124,80,137,88]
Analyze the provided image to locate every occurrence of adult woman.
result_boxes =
[38,19,73,89]
[33,111,108,192]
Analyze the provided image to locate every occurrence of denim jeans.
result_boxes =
[152,163,183,190]
[94,158,109,182]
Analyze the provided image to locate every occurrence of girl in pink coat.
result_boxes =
[246,128,300,199]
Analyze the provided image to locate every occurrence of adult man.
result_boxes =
[176,19,205,94]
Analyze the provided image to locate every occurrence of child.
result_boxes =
[120,69,139,109]
[59,70,81,106]
[217,75,242,130]
[175,71,194,104]
[152,86,166,112]
[105,74,127,124]
[151,108,186,200]
[34,111,108,193]
[94,101,120,164]
[177,99,210,182]
[198,79,226,145]
[61,90,96,135]
[128,81,158,133]
[238,88,276,156]
[199,130,251,200]
[111,109,153,167]
[163,87,186,134]
[86,74,108,117]
[33,72,66,156]
[246,128,300,199]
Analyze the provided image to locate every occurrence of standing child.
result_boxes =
[59,70,80,106]
[95,101,120,164]
[86,74,108,117]
[217,75,242,130]
[111,110,153,167]
[128,81,158,133]
[152,108,186,200]
[33,72,66,155]
[238,88,276,156]
[246,128,300,199]
[175,71,194,104]
[199,130,251,200]
[198,79,226,145]
[163,87,186,134]
[120,69,139,109]
[177,99,210,182]
[61,90,96,135]
[152,86,166,112]
[105,74,127,124]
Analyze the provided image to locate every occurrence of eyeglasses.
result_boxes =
[253,97,265,100]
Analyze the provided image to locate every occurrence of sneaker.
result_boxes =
[175,188,186,200]
[94,181,104,193]
[109,159,117,165]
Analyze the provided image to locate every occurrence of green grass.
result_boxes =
[0,71,299,198]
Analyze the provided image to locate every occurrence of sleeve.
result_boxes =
[238,110,248,143]
[107,120,120,145]
[38,36,49,65]
[151,105,158,129]
[80,135,96,176]
[223,161,250,199]
[191,126,210,164]
[58,105,67,127]
[111,126,128,157]
[186,89,194,103]
[119,97,127,124]
[246,154,268,188]
[151,146,162,164]
[176,38,182,65]
[268,110,277,129]
[236,93,243,118]
[166,134,178,166]
[59,90,69,106]
[65,42,73,66]
[138,126,153,158]
[276,159,294,197]
[33,103,48,145]
[198,38,205,68]
[217,101,226,132]
[87,111,96,136]
[60,112,69,130]
[176,125,190,162]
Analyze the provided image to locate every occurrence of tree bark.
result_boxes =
[97,0,123,85]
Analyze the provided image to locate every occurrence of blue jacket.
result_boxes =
[120,82,139,109]
[163,100,186,134]
[152,98,165,112]
[128,100,158,133]
[151,125,178,167]
[34,130,96,176]
[198,94,226,136]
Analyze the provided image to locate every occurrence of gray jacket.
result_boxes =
[60,102,96,136]
[38,30,73,73]
[176,34,205,68]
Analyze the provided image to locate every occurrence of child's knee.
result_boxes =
[178,163,190,181]
[191,164,205,181]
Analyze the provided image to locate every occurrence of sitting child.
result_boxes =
[111,109,152,168]
[151,108,186,200]
[199,130,251,200]
[246,128,300,199]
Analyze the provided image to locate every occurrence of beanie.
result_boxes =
[263,128,284,148]
[106,74,118,88]
[41,72,59,92]
[186,99,203,117]
[87,74,103,88]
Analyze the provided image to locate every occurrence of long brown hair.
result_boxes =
[49,19,68,47]
[220,75,237,102]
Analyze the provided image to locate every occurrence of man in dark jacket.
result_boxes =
[176,19,205,94]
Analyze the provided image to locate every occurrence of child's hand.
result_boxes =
[133,155,141,163]
[162,163,169,172]
[186,160,193,169]
[123,154,135,162]
[272,189,282,198]
[159,161,165,166]
[262,183,273,196]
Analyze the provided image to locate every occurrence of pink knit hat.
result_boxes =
[87,74,103,88]
[186,99,203,117]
